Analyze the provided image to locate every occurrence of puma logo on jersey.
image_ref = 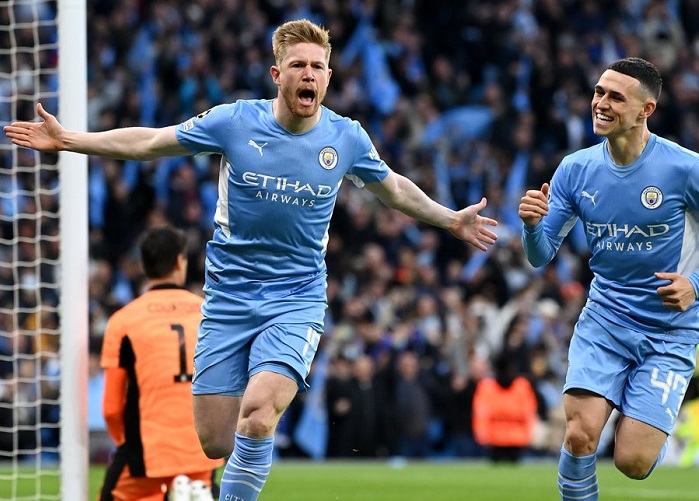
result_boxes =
[581,190,598,206]
[248,140,268,156]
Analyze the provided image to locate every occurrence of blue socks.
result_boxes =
[219,433,274,501]
[558,447,599,501]
[558,437,668,500]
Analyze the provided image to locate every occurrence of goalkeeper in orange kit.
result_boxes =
[99,226,222,501]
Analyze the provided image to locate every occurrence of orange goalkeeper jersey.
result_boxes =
[101,285,222,478]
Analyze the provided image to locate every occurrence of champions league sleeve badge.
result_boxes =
[183,108,213,131]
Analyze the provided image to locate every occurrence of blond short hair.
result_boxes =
[272,19,331,66]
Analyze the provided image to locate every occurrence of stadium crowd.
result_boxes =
[3,0,699,463]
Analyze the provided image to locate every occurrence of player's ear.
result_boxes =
[176,253,188,269]
[641,99,656,119]
[270,66,281,86]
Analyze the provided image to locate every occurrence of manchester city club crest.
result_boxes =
[640,186,663,209]
[318,147,338,170]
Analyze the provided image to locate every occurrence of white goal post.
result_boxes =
[58,0,89,498]
[0,0,87,500]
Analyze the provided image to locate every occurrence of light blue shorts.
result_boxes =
[565,308,697,435]
[192,276,326,396]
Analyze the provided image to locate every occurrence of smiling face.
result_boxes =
[271,42,331,120]
[591,69,655,139]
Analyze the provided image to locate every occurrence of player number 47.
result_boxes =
[649,367,688,416]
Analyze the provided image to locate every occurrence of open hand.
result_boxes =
[3,103,65,151]
[449,197,498,251]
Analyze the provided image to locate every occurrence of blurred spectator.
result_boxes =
[325,355,355,457]
[392,350,434,458]
[346,354,392,457]
[442,354,488,458]
[472,353,539,462]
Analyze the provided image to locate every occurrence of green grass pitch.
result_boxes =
[2,460,698,500]
[259,461,699,500]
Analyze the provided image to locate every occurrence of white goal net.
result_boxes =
[0,0,87,499]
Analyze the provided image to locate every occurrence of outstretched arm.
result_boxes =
[3,103,189,160]
[364,170,498,251]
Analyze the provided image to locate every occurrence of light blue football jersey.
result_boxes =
[175,100,389,295]
[522,134,699,342]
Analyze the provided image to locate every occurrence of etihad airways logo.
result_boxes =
[587,221,669,252]
[586,222,669,238]
[242,172,333,196]
[242,171,334,207]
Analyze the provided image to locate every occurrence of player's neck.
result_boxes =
[145,272,185,291]
[606,131,650,166]
[145,279,183,291]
